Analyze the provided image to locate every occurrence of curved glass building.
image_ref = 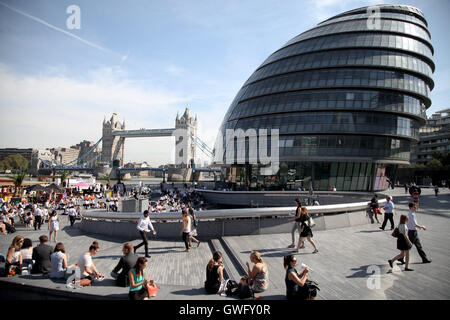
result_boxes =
[214,4,434,191]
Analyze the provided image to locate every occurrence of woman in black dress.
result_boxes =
[204,251,224,294]
[295,207,318,254]
[388,215,413,271]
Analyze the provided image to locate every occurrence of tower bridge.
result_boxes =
[101,107,198,168]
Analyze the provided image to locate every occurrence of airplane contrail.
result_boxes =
[0,1,126,60]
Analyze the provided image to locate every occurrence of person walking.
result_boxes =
[369,194,380,224]
[434,185,439,197]
[398,203,432,264]
[33,206,43,231]
[295,207,318,254]
[388,214,413,271]
[180,209,192,252]
[380,195,395,230]
[48,210,60,242]
[287,198,303,249]
[188,208,200,248]
[134,210,156,258]
[68,205,77,227]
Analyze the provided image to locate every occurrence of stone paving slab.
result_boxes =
[223,188,450,300]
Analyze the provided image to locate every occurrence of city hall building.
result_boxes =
[214,5,434,191]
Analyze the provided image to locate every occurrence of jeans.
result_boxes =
[291,221,301,243]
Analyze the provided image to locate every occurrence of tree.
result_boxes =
[426,158,443,168]
[59,171,70,187]
[0,154,29,172]
[8,170,28,196]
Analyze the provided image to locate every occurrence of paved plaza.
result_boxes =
[0,187,449,300]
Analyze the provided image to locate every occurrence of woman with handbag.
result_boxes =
[388,214,413,271]
[295,207,319,254]
[284,254,317,300]
[5,236,24,276]
[128,257,150,300]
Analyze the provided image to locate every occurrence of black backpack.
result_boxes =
[305,280,319,298]
[225,279,239,296]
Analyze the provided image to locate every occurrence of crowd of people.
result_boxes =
[1,182,436,301]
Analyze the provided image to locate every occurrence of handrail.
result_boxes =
[81,199,386,221]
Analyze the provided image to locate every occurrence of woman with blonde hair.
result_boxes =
[388,214,413,271]
[295,207,318,254]
[5,235,24,276]
[239,251,269,298]
[204,251,224,294]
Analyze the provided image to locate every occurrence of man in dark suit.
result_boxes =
[111,242,138,287]
[32,235,53,275]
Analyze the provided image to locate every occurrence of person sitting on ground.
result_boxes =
[204,251,225,294]
[20,238,34,270]
[32,235,53,275]
[111,242,138,287]
[128,257,151,300]
[5,236,24,276]
[284,254,316,300]
[238,251,269,298]
[0,220,6,234]
[50,242,73,279]
[77,243,103,283]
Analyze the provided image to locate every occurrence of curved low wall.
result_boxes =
[79,199,386,240]
[196,189,383,207]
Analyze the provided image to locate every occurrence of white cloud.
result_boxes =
[0,64,192,165]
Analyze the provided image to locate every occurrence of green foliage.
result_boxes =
[426,158,443,168]
[431,151,450,166]
[7,170,28,194]
[0,154,29,171]
[59,171,70,186]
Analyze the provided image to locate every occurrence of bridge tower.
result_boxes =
[175,106,197,168]
[101,112,125,167]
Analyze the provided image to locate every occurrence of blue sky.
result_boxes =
[0,0,449,166]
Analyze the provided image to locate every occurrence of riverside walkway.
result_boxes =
[0,187,449,300]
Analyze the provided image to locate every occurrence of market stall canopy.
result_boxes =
[26,184,48,192]
[74,182,90,187]
[44,183,62,192]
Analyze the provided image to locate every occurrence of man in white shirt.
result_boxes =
[399,202,431,264]
[33,206,43,230]
[78,244,103,281]
[68,205,77,227]
[380,196,395,230]
[133,210,157,258]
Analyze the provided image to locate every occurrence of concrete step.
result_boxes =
[210,238,245,282]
